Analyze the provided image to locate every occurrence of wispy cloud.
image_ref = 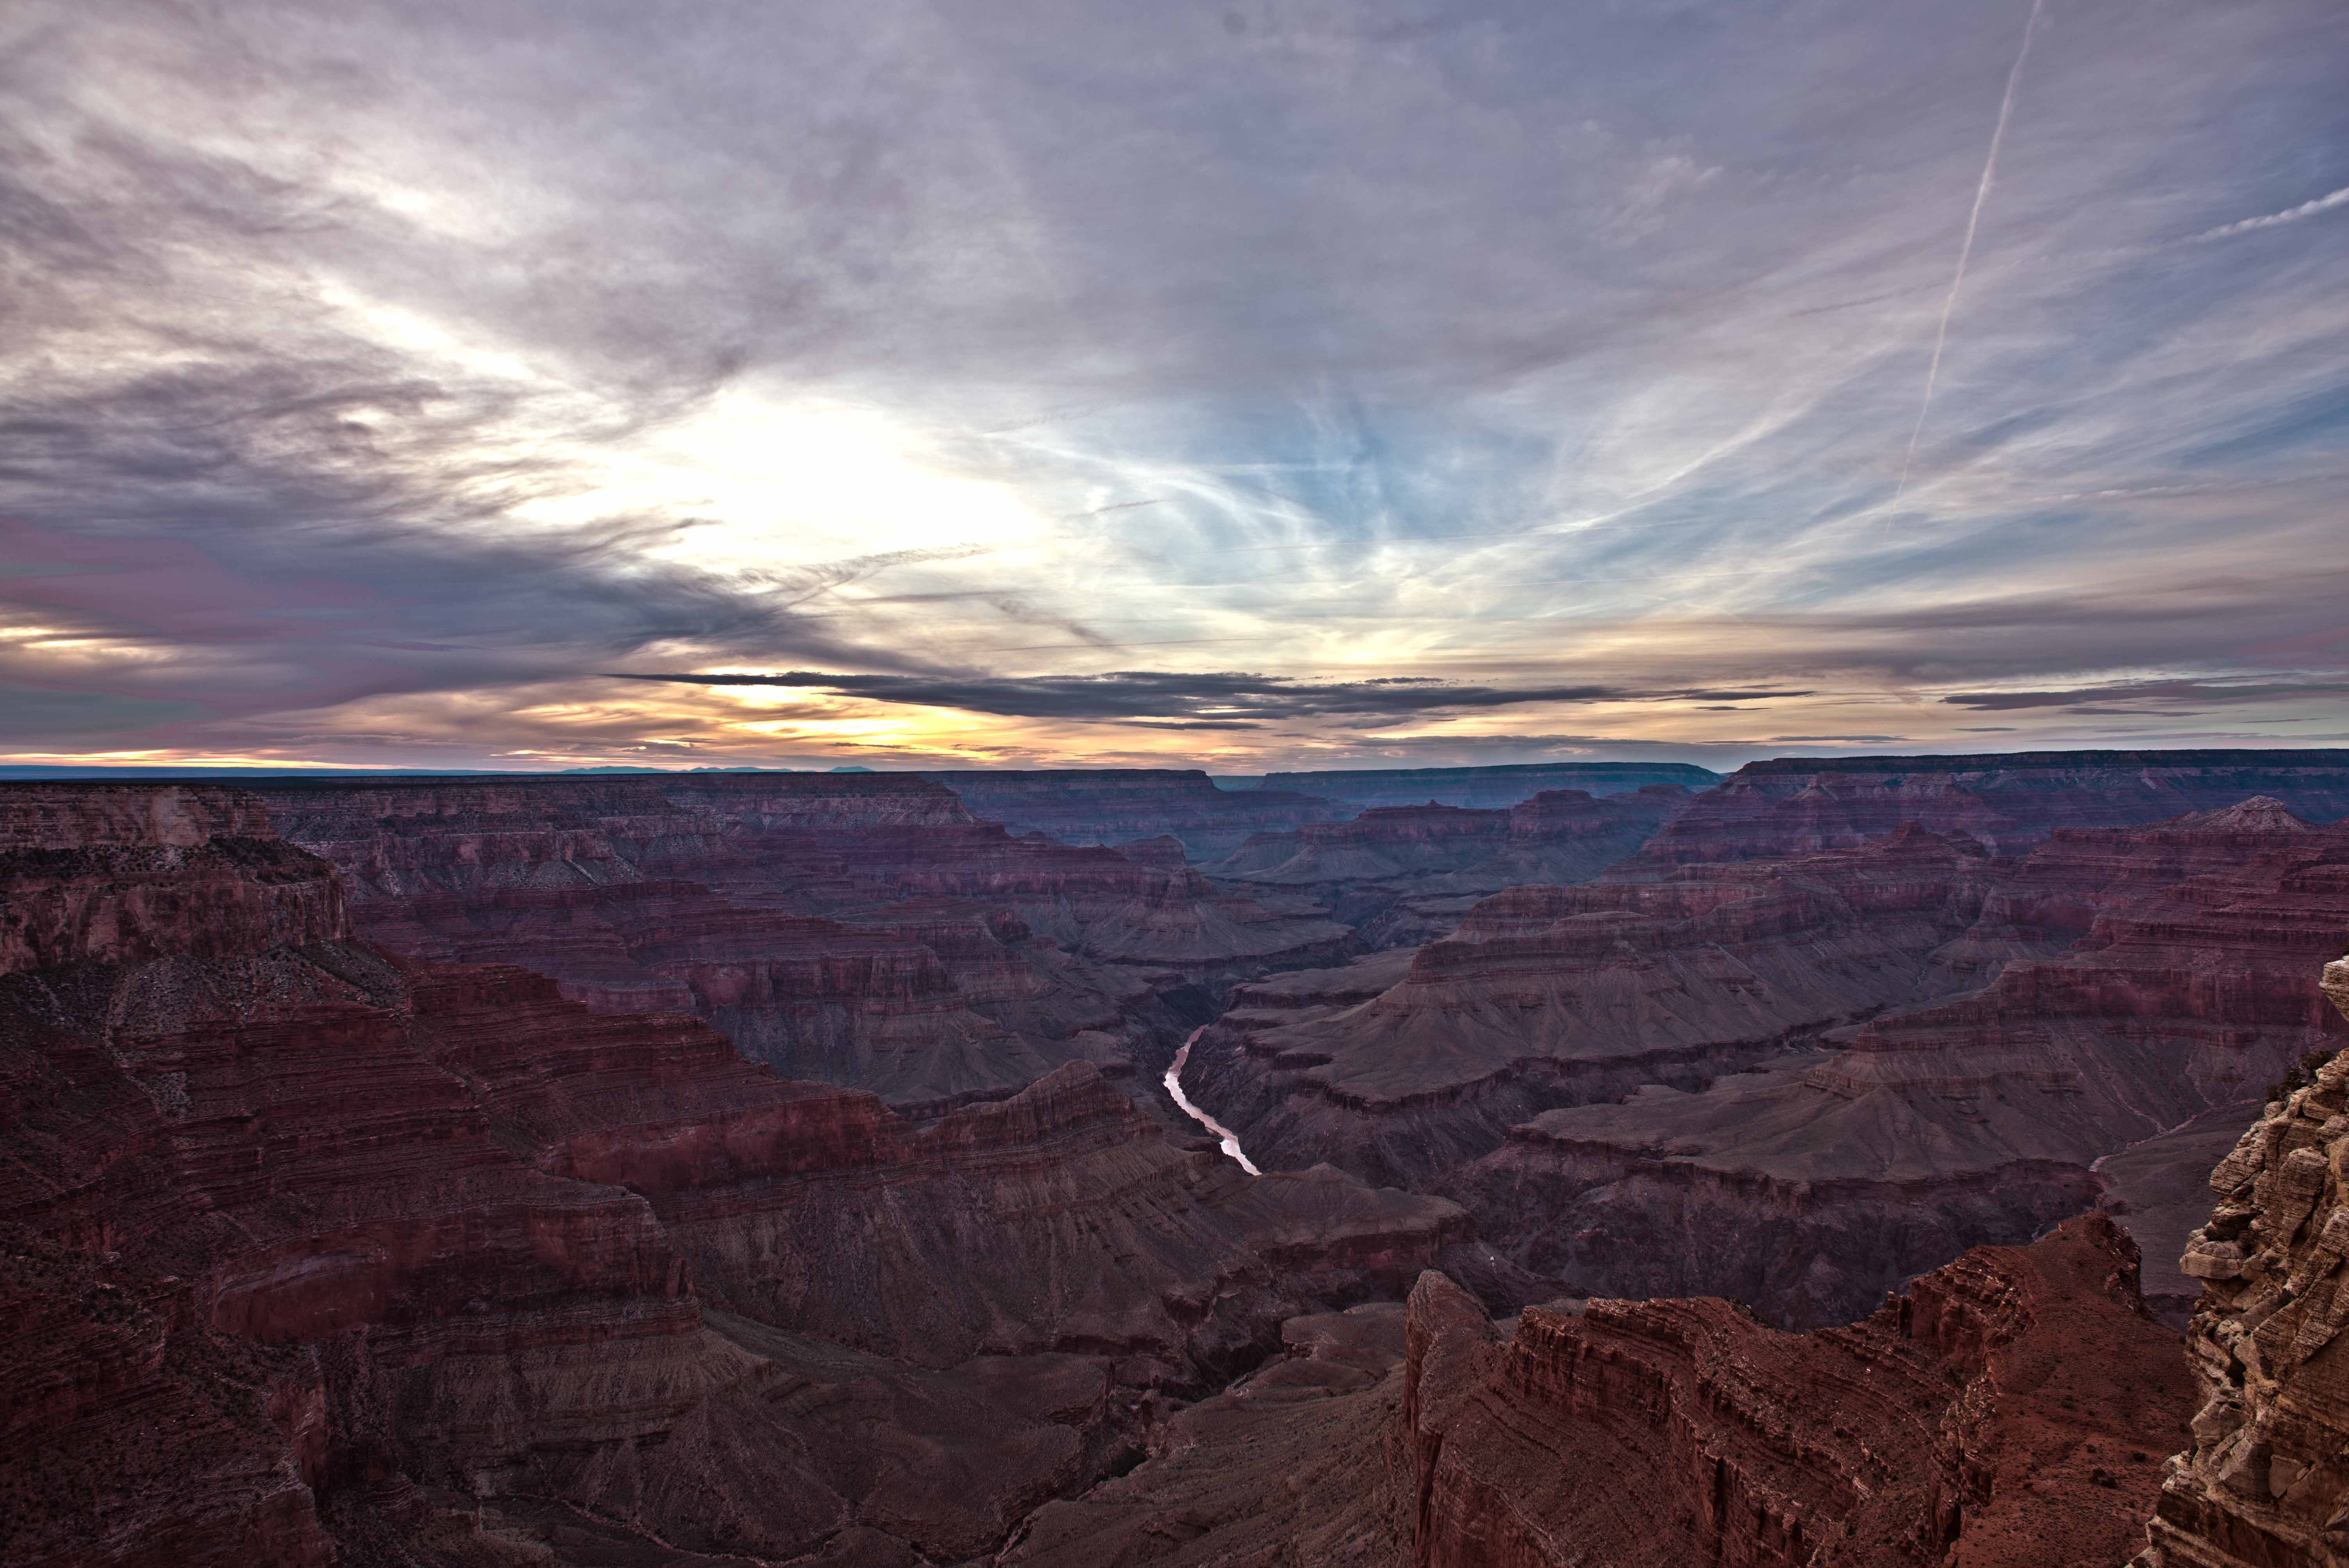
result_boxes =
[2188,184,2349,242]
[0,0,2344,770]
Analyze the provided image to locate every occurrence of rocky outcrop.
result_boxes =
[245,774,1352,1115]
[1001,1302,1413,1567]
[925,768,1352,860]
[1632,749,2349,869]
[0,784,1480,1567]
[1255,761,1719,810]
[2135,954,2349,1568]
[1203,787,1692,938]
[1186,824,2006,1190]
[1399,1214,2194,1568]
[1456,803,2349,1327]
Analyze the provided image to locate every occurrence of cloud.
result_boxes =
[2188,184,2349,242]
[608,668,1708,722]
[1762,735,1915,744]
[0,0,2344,771]
[1940,679,2349,711]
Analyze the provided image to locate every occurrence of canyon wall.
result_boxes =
[1397,1213,2193,1568]
[924,767,1352,859]
[1632,749,2349,869]
[1186,824,2009,1192]
[0,783,1473,1567]
[2135,953,2349,1568]
[242,773,1352,1117]
[1255,760,1719,809]
[1452,800,2349,1326]
[1203,786,1692,939]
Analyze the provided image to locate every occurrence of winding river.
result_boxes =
[1163,1028,1262,1175]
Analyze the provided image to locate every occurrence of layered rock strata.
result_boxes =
[242,774,1351,1115]
[1187,824,2007,1190]
[1633,749,2349,869]
[1254,760,1719,810]
[1457,801,2349,1326]
[1204,786,1692,937]
[923,768,1351,860]
[0,784,1471,1566]
[1399,1214,2194,1568]
[1000,1302,1412,1567]
[2136,953,2349,1568]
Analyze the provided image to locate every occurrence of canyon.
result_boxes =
[0,784,1483,1566]
[8,748,2349,1568]
[238,772,1355,1122]
[1188,792,2349,1330]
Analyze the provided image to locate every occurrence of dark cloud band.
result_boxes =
[606,669,1815,723]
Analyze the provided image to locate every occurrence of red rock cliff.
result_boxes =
[1631,749,2349,869]
[2135,953,2349,1568]
[1397,1213,2193,1568]
[0,783,1467,1567]
[1451,805,2349,1327]
[245,774,1351,1115]
[1186,824,2002,1190]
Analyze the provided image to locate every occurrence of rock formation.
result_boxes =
[1454,801,2349,1326]
[0,783,1473,1566]
[242,774,1353,1116]
[1631,749,2349,869]
[2135,951,2349,1568]
[1253,760,1720,810]
[1203,786,1692,937]
[923,768,1352,860]
[1186,823,2007,1191]
[1398,1213,2194,1568]
[1000,1302,1413,1567]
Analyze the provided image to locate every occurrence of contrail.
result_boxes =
[1890,0,2046,512]
[2188,184,2349,243]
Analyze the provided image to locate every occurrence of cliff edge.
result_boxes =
[2138,952,2349,1567]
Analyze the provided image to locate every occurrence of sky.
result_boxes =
[2,0,2346,774]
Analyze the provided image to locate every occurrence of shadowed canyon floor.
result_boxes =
[9,752,2349,1568]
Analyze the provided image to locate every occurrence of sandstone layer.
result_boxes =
[1186,824,2008,1191]
[923,768,1351,860]
[241,774,1351,1117]
[0,783,1471,1567]
[1455,801,2349,1325]
[1203,786,1691,938]
[1399,1213,2194,1568]
[1633,749,2349,869]
[2137,952,2349,1568]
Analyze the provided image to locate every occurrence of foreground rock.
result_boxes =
[0,783,1470,1567]
[2137,953,2349,1568]
[1631,748,2349,869]
[1403,1214,2192,1568]
[1455,801,2349,1326]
